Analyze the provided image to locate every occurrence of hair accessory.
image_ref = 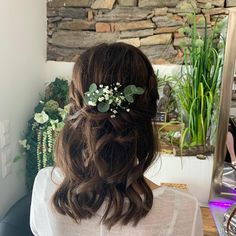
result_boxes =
[83,83,144,118]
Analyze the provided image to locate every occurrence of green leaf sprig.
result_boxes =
[84,83,144,117]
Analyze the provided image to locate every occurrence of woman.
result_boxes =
[225,203,236,235]
[30,43,203,236]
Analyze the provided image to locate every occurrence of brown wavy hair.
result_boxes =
[52,43,159,229]
[227,206,236,234]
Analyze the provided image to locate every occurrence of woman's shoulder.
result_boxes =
[33,167,64,195]
[35,166,63,181]
[152,186,199,206]
[139,187,202,235]
[149,186,199,220]
[36,166,53,177]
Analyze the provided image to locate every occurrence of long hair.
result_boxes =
[52,43,159,229]
[227,206,236,235]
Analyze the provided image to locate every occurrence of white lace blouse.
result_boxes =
[30,167,203,236]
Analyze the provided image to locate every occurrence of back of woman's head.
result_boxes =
[53,43,159,229]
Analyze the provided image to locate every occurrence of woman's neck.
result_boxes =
[132,178,159,194]
[145,177,159,190]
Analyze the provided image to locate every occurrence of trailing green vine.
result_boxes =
[17,78,69,191]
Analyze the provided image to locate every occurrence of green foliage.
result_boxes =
[84,83,144,114]
[45,78,69,107]
[177,13,226,147]
[19,78,69,191]
[44,100,59,113]
[124,85,144,103]
[97,102,110,113]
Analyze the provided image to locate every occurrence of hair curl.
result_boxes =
[52,43,159,229]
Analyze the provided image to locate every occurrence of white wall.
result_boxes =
[145,155,214,205]
[46,61,74,82]
[0,0,46,218]
[45,61,182,82]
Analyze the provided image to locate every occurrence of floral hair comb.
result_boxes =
[83,83,144,118]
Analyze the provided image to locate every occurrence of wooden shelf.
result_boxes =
[201,207,219,236]
[152,122,184,132]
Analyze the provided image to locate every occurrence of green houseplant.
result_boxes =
[177,13,226,149]
[18,78,69,190]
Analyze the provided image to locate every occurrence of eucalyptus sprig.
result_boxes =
[84,83,144,117]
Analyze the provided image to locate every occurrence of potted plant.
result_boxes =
[176,12,226,153]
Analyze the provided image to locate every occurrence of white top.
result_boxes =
[30,167,203,236]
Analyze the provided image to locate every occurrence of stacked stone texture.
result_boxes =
[47,0,233,64]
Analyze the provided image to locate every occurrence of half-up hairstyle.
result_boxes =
[52,43,159,229]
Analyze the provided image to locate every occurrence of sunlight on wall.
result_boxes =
[45,61,182,82]
[0,0,46,217]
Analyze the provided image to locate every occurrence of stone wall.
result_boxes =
[47,0,234,64]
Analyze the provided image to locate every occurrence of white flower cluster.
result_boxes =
[85,82,131,118]
[84,82,144,118]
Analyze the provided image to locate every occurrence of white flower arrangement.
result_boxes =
[16,78,69,191]
[83,83,144,118]
[34,111,49,124]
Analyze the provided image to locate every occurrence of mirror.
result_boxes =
[210,8,236,201]
[146,10,232,206]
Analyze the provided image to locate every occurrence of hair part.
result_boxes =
[52,43,159,229]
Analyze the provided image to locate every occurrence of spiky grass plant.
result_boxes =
[177,13,226,148]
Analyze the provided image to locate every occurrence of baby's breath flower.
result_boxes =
[107,90,113,95]
[98,97,104,102]
[88,101,96,106]
[103,88,109,93]
[110,115,116,118]
[126,108,130,112]
[84,83,144,114]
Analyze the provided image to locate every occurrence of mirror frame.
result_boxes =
[210,8,236,200]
